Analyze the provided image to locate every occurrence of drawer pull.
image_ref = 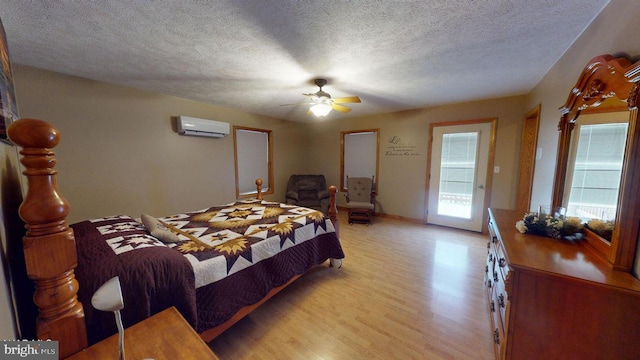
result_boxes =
[494,329,500,344]
[493,271,499,282]
[499,258,507,267]
[499,293,505,308]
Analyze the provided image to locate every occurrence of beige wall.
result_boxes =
[303,96,527,221]
[0,142,20,339]
[0,135,37,341]
[524,0,640,276]
[12,65,526,224]
[13,65,309,223]
[9,0,640,226]
[527,0,640,211]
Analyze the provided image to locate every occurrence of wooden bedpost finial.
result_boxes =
[7,118,87,358]
[8,118,60,148]
[8,118,68,234]
[255,178,263,200]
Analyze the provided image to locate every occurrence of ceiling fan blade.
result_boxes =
[332,96,361,104]
[280,102,309,107]
[331,103,352,113]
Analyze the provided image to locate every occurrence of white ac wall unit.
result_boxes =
[177,116,230,138]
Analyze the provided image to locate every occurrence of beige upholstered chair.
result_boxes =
[345,176,375,224]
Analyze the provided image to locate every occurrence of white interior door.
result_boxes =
[427,122,492,232]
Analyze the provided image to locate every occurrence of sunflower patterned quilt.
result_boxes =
[158,199,342,288]
[71,199,344,338]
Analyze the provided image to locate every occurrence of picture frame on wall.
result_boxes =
[0,18,18,145]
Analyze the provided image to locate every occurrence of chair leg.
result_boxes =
[348,208,375,225]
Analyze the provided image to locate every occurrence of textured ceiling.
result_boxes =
[0,1,609,122]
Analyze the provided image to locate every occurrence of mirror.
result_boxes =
[561,103,628,242]
[552,54,640,271]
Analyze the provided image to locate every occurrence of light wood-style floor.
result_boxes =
[208,213,495,359]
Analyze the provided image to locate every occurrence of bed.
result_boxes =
[8,118,344,358]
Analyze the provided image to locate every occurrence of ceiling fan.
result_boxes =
[282,79,361,117]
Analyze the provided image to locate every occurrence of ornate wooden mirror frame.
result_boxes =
[553,54,640,271]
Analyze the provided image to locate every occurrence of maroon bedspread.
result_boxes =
[71,206,344,344]
[72,215,197,345]
[195,232,342,331]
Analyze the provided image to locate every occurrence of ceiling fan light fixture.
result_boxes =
[310,102,332,117]
[281,78,359,117]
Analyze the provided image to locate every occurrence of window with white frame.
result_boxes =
[341,129,379,192]
[234,126,273,198]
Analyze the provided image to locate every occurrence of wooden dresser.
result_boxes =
[485,208,640,360]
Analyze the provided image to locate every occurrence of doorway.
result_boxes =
[515,105,540,213]
[426,119,496,232]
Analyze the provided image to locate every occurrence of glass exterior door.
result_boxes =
[428,122,492,232]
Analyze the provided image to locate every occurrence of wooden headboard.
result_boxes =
[8,118,339,358]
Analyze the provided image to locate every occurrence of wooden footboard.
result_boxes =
[257,177,339,237]
[328,185,339,237]
[8,118,340,355]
